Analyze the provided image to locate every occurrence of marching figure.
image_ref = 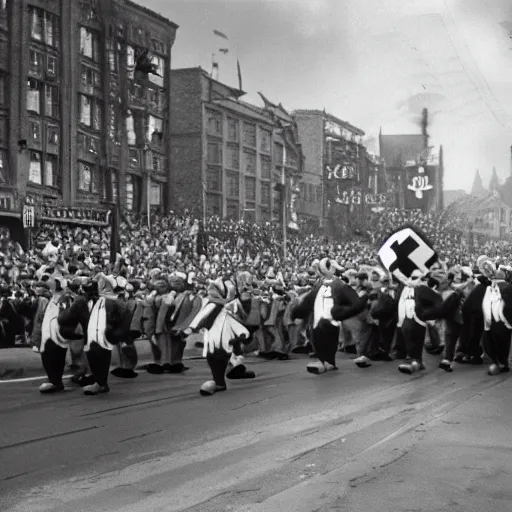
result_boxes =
[185,275,255,396]
[291,258,369,375]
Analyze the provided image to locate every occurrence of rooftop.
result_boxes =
[292,109,365,136]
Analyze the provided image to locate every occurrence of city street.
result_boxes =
[1,354,511,512]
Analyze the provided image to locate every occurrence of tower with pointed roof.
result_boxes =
[471,170,486,196]
[489,166,500,193]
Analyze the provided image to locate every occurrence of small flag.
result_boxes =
[219,48,229,54]
[237,59,243,90]
[213,29,228,40]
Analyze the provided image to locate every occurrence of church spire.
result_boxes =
[489,166,500,193]
[471,169,486,196]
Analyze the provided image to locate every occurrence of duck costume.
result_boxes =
[185,276,255,396]
[291,258,369,374]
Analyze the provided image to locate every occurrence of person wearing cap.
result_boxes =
[184,276,255,396]
[291,258,369,375]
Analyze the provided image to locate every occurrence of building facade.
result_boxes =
[0,0,177,240]
[292,109,382,232]
[170,67,303,224]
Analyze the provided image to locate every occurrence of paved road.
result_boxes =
[0,353,510,512]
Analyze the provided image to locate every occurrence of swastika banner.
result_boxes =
[378,227,438,282]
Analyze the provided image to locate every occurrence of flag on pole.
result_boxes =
[213,29,228,39]
[237,59,243,90]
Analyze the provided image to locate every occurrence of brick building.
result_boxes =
[292,110,381,231]
[0,0,177,240]
[170,67,303,224]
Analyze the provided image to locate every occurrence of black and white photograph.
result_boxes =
[1,0,512,510]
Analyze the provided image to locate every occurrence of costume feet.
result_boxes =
[110,367,138,378]
[355,355,372,368]
[166,363,190,374]
[487,364,502,376]
[39,382,65,394]
[83,382,110,395]
[199,380,227,396]
[439,359,453,372]
[398,361,424,375]
[146,363,165,374]
[226,364,255,379]
[71,374,95,387]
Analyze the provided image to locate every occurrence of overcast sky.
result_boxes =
[142,0,512,192]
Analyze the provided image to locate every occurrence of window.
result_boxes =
[78,94,102,130]
[107,40,119,72]
[27,79,41,113]
[149,55,165,87]
[126,46,135,80]
[44,84,59,118]
[261,182,270,205]
[226,200,239,220]
[47,55,58,76]
[226,171,239,198]
[243,122,256,146]
[152,39,166,54]
[125,112,136,145]
[206,167,221,192]
[111,170,118,203]
[274,143,283,164]
[260,129,271,153]
[207,110,222,135]
[225,146,239,169]
[126,174,134,210]
[78,161,98,193]
[80,27,100,62]
[148,115,163,145]
[207,143,222,165]
[287,151,298,169]
[148,87,162,109]
[245,177,256,201]
[259,206,270,221]
[150,181,161,206]
[29,50,43,75]
[47,123,59,145]
[261,156,271,179]
[29,7,59,48]
[244,205,255,223]
[45,154,58,188]
[29,151,42,184]
[30,120,41,141]
[243,149,256,174]
[80,65,101,91]
[78,132,99,154]
[0,149,7,183]
[206,193,221,217]
[129,148,139,167]
[0,116,6,142]
[152,154,164,173]
[227,118,239,141]
[0,72,5,106]
[316,185,322,204]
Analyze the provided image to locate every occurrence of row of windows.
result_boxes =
[30,6,59,49]
[206,168,272,205]
[205,193,271,221]
[207,143,274,177]
[206,111,272,152]
[27,79,59,118]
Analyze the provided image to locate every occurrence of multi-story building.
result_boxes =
[0,0,177,241]
[170,67,303,224]
[292,109,379,231]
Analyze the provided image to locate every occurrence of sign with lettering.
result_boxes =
[407,175,433,199]
[325,164,357,181]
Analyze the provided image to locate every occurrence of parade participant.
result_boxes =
[184,275,255,396]
[82,273,132,395]
[291,258,369,374]
[165,271,203,373]
[455,258,492,365]
[481,262,512,375]
[38,277,91,393]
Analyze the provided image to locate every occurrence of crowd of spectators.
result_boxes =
[0,206,510,349]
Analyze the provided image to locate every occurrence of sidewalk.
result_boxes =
[0,335,205,380]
